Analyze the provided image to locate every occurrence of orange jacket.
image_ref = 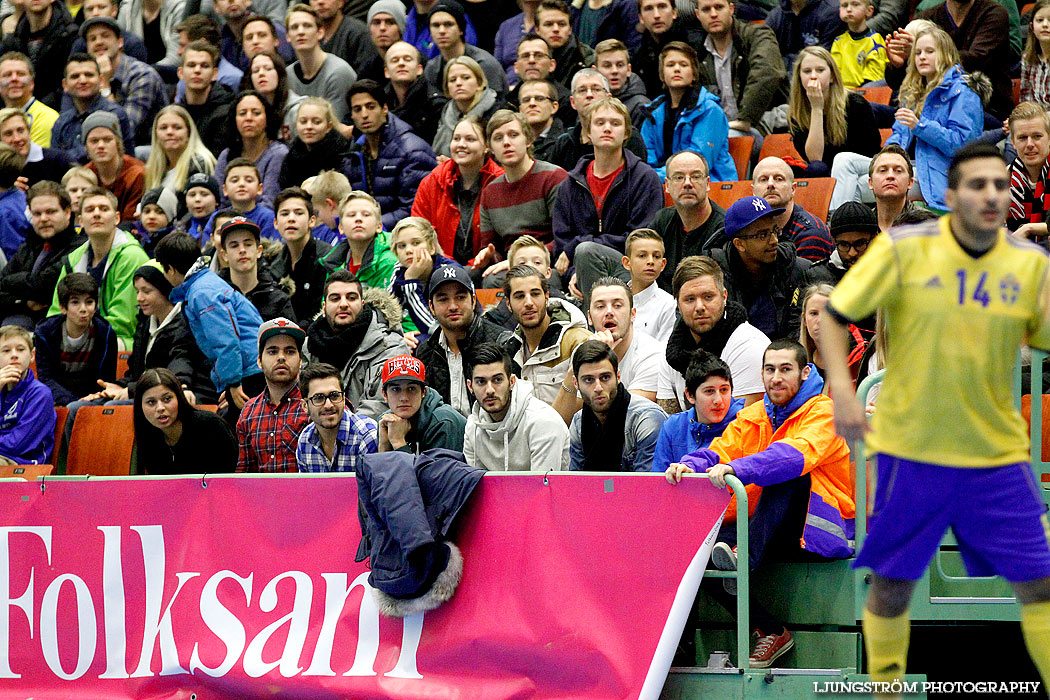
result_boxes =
[681,368,856,558]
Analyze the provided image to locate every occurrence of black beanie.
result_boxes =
[133,263,173,298]
[430,0,466,32]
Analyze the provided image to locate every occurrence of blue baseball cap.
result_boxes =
[724,196,785,238]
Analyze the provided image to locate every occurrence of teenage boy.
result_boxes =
[285,3,357,123]
[422,0,506,97]
[34,272,117,406]
[652,351,744,473]
[218,218,296,322]
[176,40,235,156]
[204,157,279,241]
[270,187,331,321]
[181,172,221,246]
[47,186,149,349]
[318,191,397,291]
[592,39,650,127]
[378,354,466,453]
[622,228,674,343]
[829,0,887,89]
[0,325,55,465]
[301,169,350,245]
[237,316,309,472]
[535,0,593,88]
[568,339,667,471]
[50,53,134,162]
[0,143,29,260]
[808,201,878,285]
[482,234,567,330]
[296,361,378,472]
[82,110,144,224]
[552,95,664,307]
[155,231,264,415]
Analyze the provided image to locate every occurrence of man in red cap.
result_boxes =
[378,354,466,453]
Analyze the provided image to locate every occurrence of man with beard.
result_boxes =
[414,264,514,416]
[377,354,465,453]
[463,341,568,471]
[656,255,768,414]
[504,264,590,421]
[295,361,378,472]
[708,195,813,340]
[235,317,310,472]
[301,268,408,419]
[568,339,666,471]
[752,157,832,262]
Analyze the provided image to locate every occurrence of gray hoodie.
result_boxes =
[463,378,570,472]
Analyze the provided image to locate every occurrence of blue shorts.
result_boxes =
[854,455,1050,582]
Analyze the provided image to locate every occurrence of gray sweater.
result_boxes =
[287,53,358,122]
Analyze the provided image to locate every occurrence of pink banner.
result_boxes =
[0,472,728,700]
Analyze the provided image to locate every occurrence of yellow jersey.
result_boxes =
[831,29,888,90]
[24,98,58,148]
[828,216,1050,466]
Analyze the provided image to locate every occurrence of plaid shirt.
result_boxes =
[783,204,833,262]
[110,53,168,139]
[236,384,310,473]
[296,409,379,473]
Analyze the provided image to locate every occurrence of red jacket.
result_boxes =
[411,156,504,261]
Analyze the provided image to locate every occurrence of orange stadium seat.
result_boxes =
[879,128,892,146]
[758,133,802,162]
[0,464,52,480]
[475,288,502,308]
[707,180,754,211]
[792,178,836,222]
[1014,78,1021,106]
[50,406,67,465]
[1021,394,1050,462]
[65,405,135,476]
[116,351,132,380]
[856,86,891,105]
[728,135,753,179]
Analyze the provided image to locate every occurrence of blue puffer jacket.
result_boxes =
[552,149,664,261]
[342,114,438,231]
[640,87,738,182]
[169,259,263,392]
[886,65,982,211]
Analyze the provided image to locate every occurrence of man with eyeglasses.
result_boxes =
[810,201,877,286]
[509,35,572,125]
[236,317,310,473]
[302,269,409,420]
[649,150,727,293]
[709,195,813,340]
[296,361,378,472]
[519,79,567,162]
[752,157,833,262]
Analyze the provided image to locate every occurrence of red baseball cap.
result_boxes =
[382,355,426,386]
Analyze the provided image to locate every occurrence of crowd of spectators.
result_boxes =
[0,0,1038,671]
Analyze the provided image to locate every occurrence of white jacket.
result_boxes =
[463,379,569,472]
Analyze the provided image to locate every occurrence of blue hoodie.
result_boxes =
[169,259,263,392]
[652,397,746,473]
[640,87,738,182]
[0,368,55,464]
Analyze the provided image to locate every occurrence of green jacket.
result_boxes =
[319,230,398,292]
[384,387,466,454]
[47,229,150,350]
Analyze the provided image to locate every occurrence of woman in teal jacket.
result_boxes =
[885,26,983,212]
[639,41,737,182]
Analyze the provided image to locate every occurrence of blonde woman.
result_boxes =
[884,26,982,212]
[432,55,507,157]
[277,96,353,190]
[787,46,880,177]
[143,105,216,194]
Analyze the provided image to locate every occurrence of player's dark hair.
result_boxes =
[154,232,202,275]
[57,272,99,307]
[947,142,1007,190]
[274,187,315,216]
[323,268,362,298]
[502,263,549,298]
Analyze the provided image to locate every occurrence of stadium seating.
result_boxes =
[727,136,753,180]
[856,86,891,105]
[65,405,135,476]
[792,178,836,222]
[50,406,67,465]
[758,133,802,162]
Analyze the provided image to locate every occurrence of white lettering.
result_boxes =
[0,526,51,678]
[98,526,128,679]
[243,571,312,678]
[130,526,198,677]
[40,574,96,680]
[386,612,424,679]
[343,573,380,677]
[190,571,253,677]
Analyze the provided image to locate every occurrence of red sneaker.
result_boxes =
[749,628,793,668]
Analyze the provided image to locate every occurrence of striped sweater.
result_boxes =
[478,159,568,256]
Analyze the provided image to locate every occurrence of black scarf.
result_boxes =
[307,305,374,367]
[580,382,630,472]
[665,300,749,374]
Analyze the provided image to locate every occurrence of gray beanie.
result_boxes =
[81,110,123,145]
[367,0,406,34]
[139,187,179,223]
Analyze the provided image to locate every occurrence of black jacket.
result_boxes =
[545,121,649,172]
[709,240,813,341]
[385,77,448,146]
[1,1,78,108]
[125,308,217,404]
[413,312,515,408]
[181,82,235,157]
[219,268,297,323]
[550,35,595,88]
[33,314,118,406]
[269,236,331,322]
[0,222,84,323]
[279,128,355,191]
[137,408,237,475]
[22,149,75,187]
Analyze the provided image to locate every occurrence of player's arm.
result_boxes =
[817,305,869,443]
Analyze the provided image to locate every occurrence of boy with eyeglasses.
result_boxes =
[296,361,378,472]
[809,201,878,286]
